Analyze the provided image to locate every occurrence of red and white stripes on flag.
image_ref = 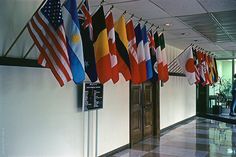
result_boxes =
[28,12,72,86]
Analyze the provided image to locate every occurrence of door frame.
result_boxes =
[129,80,160,146]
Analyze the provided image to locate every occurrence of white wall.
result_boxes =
[160,76,196,129]
[0,44,197,156]
[160,45,196,129]
[98,80,129,155]
[0,66,129,157]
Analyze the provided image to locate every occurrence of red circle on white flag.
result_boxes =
[185,58,195,73]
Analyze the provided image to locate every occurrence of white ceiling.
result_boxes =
[1,0,236,59]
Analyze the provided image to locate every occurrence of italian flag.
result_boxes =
[159,33,169,82]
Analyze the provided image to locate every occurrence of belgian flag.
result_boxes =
[92,6,112,84]
[114,16,131,81]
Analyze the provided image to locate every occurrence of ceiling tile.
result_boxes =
[166,35,212,49]
[198,43,224,51]
[88,0,105,7]
[213,51,235,59]
[148,17,190,31]
[178,13,233,42]
[113,0,170,19]
[213,10,236,24]
[217,42,236,47]
[222,25,236,34]
[179,13,213,24]
[186,36,211,43]
[89,0,143,7]
[165,29,203,39]
[150,0,206,16]
[231,34,236,40]
[197,0,236,12]
[223,47,236,51]
[90,5,125,21]
[217,42,236,51]
[165,40,190,51]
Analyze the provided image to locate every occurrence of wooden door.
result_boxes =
[130,84,143,145]
[143,82,153,138]
[130,81,155,145]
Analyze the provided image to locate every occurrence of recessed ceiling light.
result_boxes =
[165,23,171,27]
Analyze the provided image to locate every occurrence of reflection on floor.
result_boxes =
[112,117,236,157]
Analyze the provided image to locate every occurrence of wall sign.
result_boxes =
[82,82,103,111]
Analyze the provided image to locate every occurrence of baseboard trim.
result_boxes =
[160,115,196,136]
[197,113,236,124]
[99,144,129,157]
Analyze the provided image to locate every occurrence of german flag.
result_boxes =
[114,16,131,81]
[92,6,112,83]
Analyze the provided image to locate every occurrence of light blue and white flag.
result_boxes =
[63,0,85,84]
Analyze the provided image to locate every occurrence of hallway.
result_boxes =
[113,117,236,157]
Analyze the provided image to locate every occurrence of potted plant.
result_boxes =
[213,77,232,114]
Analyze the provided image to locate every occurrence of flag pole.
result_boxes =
[91,0,105,16]
[3,0,47,57]
[77,0,85,10]
[169,61,179,72]
[23,43,35,59]
[170,63,181,73]
[147,24,154,32]
[168,44,192,67]
[127,14,134,22]
[176,66,183,73]
[105,5,114,16]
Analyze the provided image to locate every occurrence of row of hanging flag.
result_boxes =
[177,46,219,86]
[27,0,169,86]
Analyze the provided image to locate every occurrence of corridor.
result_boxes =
[113,117,236,157]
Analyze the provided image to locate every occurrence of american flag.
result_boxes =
[27,0,72,86]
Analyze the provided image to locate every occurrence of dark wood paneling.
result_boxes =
[130,84,142,145]
[153,80,160,136]
[130,81,160,145]
[143,82,153,138]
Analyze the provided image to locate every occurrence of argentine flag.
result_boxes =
[63,0,85,84]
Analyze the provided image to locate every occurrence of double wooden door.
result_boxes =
[130,81,158,145]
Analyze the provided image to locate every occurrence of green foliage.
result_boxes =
[219,78,232,98]
[212,77,232,104]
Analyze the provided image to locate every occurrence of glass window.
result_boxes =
[209,60,232,97]
[208,59,233,114]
